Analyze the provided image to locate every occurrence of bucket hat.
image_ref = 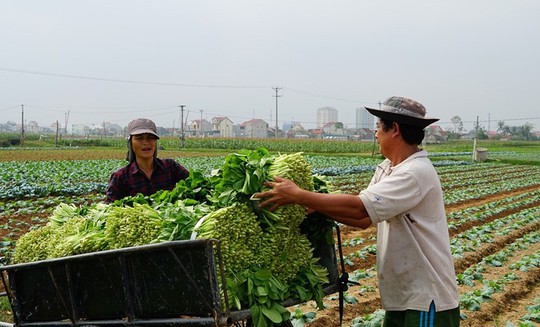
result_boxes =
[127,118,160,139]
[365,96,439,128]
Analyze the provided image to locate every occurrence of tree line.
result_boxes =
[445,116,536,141]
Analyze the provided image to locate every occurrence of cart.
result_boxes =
[0,218,347,327]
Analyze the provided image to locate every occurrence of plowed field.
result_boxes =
[294,166,540,327]
[1,149,539,326]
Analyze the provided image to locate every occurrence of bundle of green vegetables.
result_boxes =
[11,148,335,327]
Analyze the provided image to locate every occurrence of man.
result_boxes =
[256,96,460,326]
[105,118,189,203]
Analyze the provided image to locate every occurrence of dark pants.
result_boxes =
[383,302,460,327]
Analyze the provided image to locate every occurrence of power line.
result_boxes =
[0,67,381,105]
[0,67,271,89]
[1,67,537,127]
[0,105,21,112]
[437,117,540,125]
[284,87,378,105]
[1,66,538,129]
[6,104,178,115]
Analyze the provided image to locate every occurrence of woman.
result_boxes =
[105,118,189,203]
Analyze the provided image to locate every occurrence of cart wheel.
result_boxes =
[232,318,252,327]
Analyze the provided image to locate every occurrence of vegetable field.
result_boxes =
[0,148,539,327]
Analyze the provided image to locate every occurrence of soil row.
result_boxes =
[301,185,540,326]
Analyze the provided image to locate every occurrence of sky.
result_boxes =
[1,0,539,132]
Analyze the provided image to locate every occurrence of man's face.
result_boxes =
[375,120,393,156]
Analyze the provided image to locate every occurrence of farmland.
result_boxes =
[0,144,539,327]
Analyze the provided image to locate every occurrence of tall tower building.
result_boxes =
[355,107,374,129]
[316,106,338,128]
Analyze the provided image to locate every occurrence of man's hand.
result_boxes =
[254,176,302,211]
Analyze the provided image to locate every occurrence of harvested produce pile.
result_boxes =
[10,148,334,327]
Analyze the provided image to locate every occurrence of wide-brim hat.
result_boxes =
[365,96,439,128]
[127,118,160,139]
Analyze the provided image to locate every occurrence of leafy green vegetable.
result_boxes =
[11,148,334,327]
[208,148,273,207]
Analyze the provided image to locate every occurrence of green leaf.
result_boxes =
[344,293,358,304]
[295,285,308,301]
[256,286,268,297]
[254,269,272,280]
[261,305,283,324]
[250,305,265,327]
[248,277,254,295]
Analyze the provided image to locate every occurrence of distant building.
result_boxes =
[211,116,235,137]
[424,125,447,143]
[107,123,123,136]
[356,107,374,129]
[285,123,308,138]
[0,121,18,132]
[321,122,345,135]
[188,119,212,136]
[71,124,90,136]
[239,119,268,138]
[26,121,41,134]
[351,128,375,140]
[316,107,338,128]
[282,121,294,132]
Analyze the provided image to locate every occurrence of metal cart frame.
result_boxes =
[0,230,340,327]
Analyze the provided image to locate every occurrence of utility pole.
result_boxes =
[472,116,479,161]
[64,110,70,136]
[55,120,59,147]
[273,87,282,138]
[101,121,106,140]
[20,104,25,146]
[179,105,186,147]
[199,109,203,137]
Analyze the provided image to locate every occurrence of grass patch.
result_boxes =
[0,296,13,324]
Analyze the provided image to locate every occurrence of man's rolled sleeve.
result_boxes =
[358,171,422,224]
[359,191,381,224]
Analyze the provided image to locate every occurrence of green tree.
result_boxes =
[451,116,464,134]
[497,121,511,136]
[476,126,489,140]
[521,123,533,140]
[498,122,534,140]
[446,116,463,140]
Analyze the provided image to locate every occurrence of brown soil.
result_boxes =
[1,152,539,326]
[296,184,540,327]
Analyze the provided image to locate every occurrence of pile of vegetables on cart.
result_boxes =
[9,148,337,327]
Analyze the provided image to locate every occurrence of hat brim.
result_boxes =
[365,107,439,128]
[129,129,160,139]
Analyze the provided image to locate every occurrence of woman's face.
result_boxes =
[131,133,157,160]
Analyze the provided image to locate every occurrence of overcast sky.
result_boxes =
[1,0,539,131]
